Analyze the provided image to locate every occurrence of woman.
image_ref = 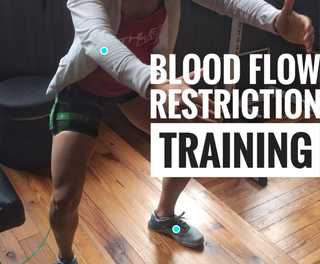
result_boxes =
[47,0,314,263]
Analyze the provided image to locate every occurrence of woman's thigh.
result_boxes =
[117,96,152,134]
[118,93,182,134]
[51,131,96,204]
[50,84,103,202]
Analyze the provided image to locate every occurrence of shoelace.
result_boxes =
[159,212,190,231]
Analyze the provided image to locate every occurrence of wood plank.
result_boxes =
[12,210,39,242]
[73,217,116,264]
[276,221,320,261]
[88,155,160,224]
[79,193,144,264]
[0,230,29,264]
[251,190,320,231]
[0,166,59,255]
[290,233,320,261]
[83,165,176,264]
[240,178,320,224]
[188,181,296,264]
[19,233,56,264]
[262,201,320,243]
[97,124,208,198]
[218,178,284,202]
[196,177,218,186]
[202,178,236,191]
[221,237,267,264]
[97,124,162,193]
[176,192,238,264]
[206,178,252,200]
[298,248,320,264]
[224,178,314,214]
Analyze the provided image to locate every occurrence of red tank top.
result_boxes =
[77,4,167,97]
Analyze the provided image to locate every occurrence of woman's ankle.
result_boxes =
[155,209,174,218]
[58,249,75,259]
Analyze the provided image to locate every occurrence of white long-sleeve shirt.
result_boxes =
[46,0,281,98]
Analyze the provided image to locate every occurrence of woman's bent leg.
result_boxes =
[155,177,190,217]
[118,96,203,247]
[49,131,96,259]
[118,96,191,217]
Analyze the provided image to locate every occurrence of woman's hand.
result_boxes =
[149,71,223,123]
[274,0,315,53]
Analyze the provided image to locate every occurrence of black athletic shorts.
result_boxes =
[49,83,139,138]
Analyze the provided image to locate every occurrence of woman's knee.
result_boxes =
[50,131,94,215]
[50,188,82,214]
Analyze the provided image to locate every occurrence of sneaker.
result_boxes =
[148,211,204,248]
[56,255,78,264]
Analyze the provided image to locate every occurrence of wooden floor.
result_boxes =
[1,98,319,264]
[0,123,310,264]
[198,177,320,263]
[103,100,320,264]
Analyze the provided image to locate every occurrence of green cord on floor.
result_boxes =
[21,226,52,264]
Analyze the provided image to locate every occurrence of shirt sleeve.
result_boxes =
[67,0,152,98]
[192,0,281,34]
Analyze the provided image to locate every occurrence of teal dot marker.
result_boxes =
[100,47,108,55]
[172,225,180,234]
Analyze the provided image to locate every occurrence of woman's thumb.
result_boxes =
[282,0,294,15]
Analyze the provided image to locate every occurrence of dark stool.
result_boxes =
[0,166,25,232]
[0,76,55,169]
